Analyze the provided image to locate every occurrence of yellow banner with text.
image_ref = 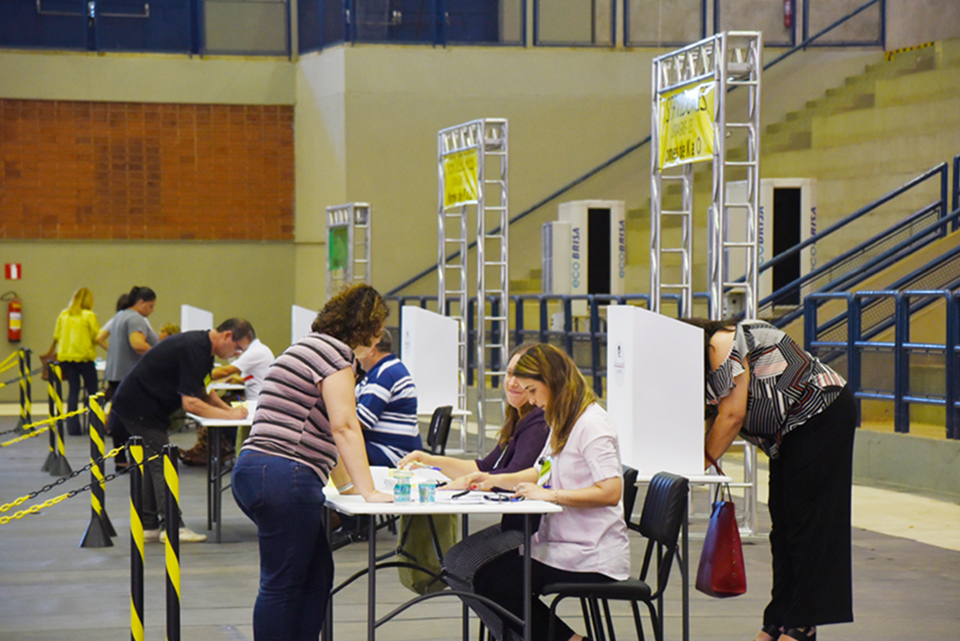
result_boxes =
[443,149,479,209]
[658,81,716,170]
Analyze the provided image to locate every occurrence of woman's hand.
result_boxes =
[444,474,473,490]
[362,489,394,503]
[460,471,492,491]
[513,482,553,502]
[397,450,428,470]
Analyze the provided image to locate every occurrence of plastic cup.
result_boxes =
[394,480,412,503]
[418,482,436,503]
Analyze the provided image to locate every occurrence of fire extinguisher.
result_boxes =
[784,0,793,28]
[2,292,22,342]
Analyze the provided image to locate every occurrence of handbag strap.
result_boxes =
[705,451,733,502]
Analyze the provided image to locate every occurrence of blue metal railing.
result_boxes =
[760,163,949,326]
[805,289,960,439]
[386,293,682,397]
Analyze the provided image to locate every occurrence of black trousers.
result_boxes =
[110,413,184,530]
[60,360,98,435]
[764,385,857,629]
[473,548,615,641]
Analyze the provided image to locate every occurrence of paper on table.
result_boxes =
[369,466,451,493]
[435,490,489,504]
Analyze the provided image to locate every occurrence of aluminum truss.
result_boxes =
[325,203,372,300]
[650,32,763,537]
[438,119,509,454]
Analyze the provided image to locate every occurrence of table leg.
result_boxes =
[461,514,470,641]
[323,507,333,641]
[368,514,377,641]
[211,427,222,543]
[206,430,213,531]
[523,514,532,641]
[682,498,690,641]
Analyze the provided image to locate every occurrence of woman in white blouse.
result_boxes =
[462,343,629,641]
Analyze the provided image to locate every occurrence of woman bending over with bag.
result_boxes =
[686,318,856,641]
[462,343,629,641]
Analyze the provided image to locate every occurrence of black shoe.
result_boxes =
[782,627,816,641]
[329,528,354,551]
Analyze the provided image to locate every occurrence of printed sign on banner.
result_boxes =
[658,81,716,170]
[442,149,479,208]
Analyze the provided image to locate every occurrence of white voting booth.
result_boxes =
[181,305,214,331]
[400,307,459,415]
[606,305,704,477]
[291,305,315,345]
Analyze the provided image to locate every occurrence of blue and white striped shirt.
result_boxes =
[355,354,421,463]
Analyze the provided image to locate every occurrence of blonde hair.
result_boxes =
[66,288,94,316]
[512,343,597,454]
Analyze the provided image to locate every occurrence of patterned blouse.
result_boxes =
[705,320,846,458]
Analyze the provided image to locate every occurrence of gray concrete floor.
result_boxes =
[1,417,959,641]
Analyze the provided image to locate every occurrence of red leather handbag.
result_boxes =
[696,458,747,598]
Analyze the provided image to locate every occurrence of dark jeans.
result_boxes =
[105,381,130,465]
[765,385,857,629]
[60,360,98,435]
[109,413,183,530]
[474,548,615,641]
[232,450,334,641]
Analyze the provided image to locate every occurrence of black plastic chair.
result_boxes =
[425,405,453,455]
[543,471,689,641]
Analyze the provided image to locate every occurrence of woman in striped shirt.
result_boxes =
[232,284,393,641]
[687,318,857,641]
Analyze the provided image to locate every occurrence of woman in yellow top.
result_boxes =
[44,288,101,436]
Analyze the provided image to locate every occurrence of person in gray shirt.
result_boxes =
[98,286,158,469]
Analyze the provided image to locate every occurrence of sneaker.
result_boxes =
[159,527,208,543]
[143,528,161,543]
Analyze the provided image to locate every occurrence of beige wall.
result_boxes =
[294,44,882,300]
[0,241,295,402]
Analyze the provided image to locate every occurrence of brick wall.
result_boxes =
[0,99,294,241]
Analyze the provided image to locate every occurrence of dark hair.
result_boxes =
[216,318,254,343]
[679,317,737,377]
[513,343,597,454]
[497,342,539,448]
[374,328,394,354]
[114,293,130,312]
[312,283,389,349]
[122,286,156,309]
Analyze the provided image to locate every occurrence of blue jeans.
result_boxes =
[232,450,334,641]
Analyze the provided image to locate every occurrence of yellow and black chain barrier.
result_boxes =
[0,446,162,525]
[0,350,19,374]
[0,405,90,444]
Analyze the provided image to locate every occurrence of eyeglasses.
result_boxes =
[233,335,248,355]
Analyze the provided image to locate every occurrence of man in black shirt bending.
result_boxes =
[109,318,252,542]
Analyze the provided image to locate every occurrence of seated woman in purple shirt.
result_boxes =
[399,342,548,481]
[398,342,549,639]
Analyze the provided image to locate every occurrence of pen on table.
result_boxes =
[451,489,470,499]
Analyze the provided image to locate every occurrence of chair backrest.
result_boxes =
[426,405,453,455]
[622,466,640,530]
[637,471,689,594]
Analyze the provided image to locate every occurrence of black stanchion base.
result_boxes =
[80,512,114,548]
[15,417,31,434]
[41,451,56,473]
[102,508,118,538]
[49,457,72,477]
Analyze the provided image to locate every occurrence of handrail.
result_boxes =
[806,288,960,439]
[760,162,947,276]
[765,200,958,328]
[386,0,887,296]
